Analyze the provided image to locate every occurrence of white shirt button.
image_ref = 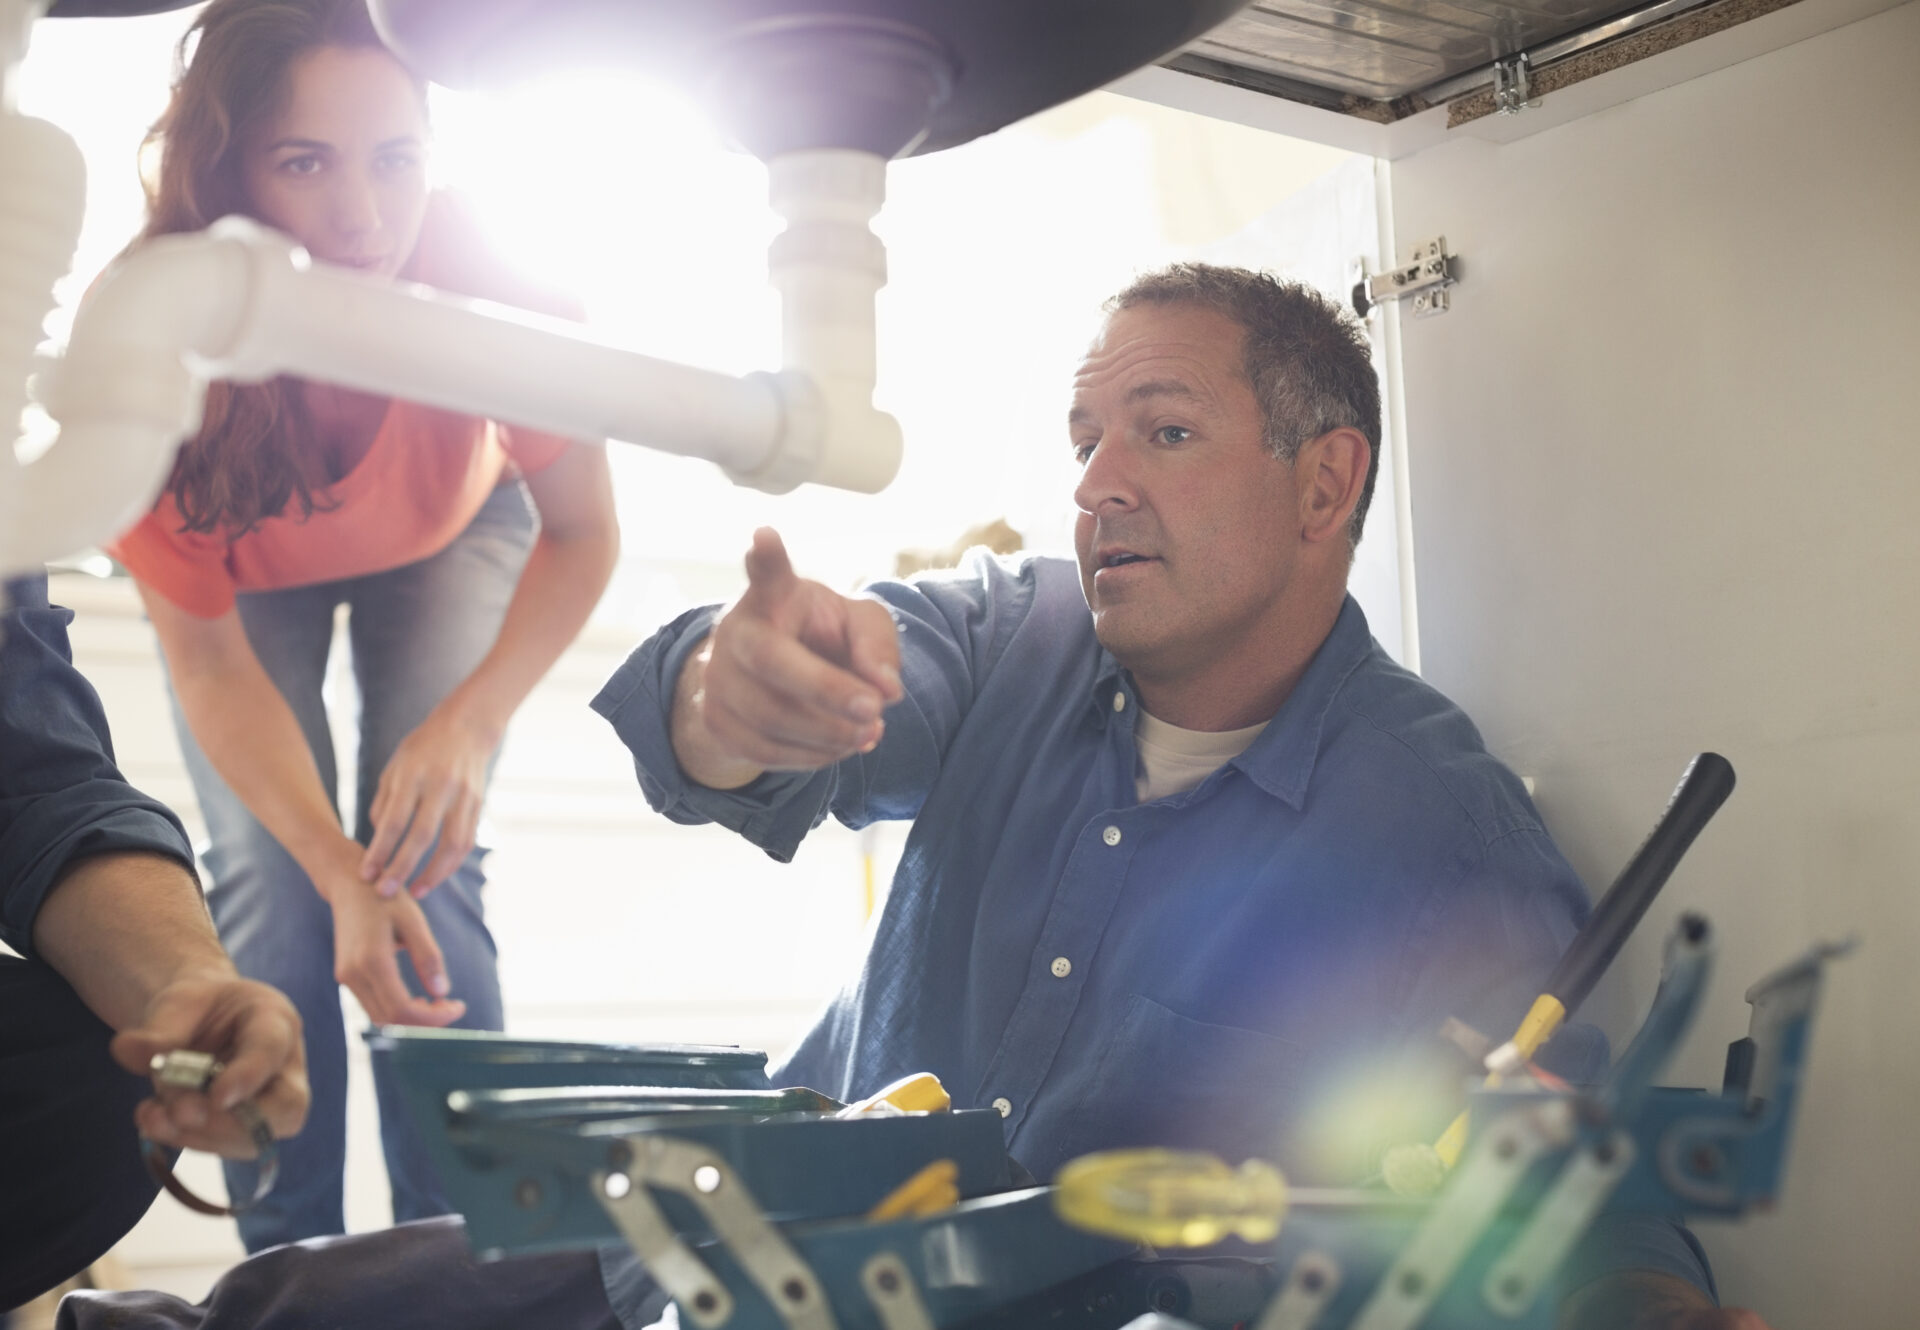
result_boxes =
[1113,692,1127,713]
[1102,825,1122,846]
[1050,957,1072,978]
[991,1097,1013,1118]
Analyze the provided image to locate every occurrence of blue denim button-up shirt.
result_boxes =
[593,552,1600,1185]
[1,575,197,959]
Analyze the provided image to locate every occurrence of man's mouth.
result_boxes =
[1100,551,1153,569]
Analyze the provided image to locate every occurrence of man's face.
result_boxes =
[1070,302,1303,687]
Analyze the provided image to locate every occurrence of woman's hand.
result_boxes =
[323,843,468,1027]
[360,698,503,900]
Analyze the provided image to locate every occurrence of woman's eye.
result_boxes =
[1154,425,1192,445]
[278,155,321,176]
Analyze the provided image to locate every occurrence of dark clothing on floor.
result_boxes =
[53,1220,629,1330]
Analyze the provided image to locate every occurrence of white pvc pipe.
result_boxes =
[5,422,188,574]
[1,0,47,112]
[6,146,908,575]
[760,149,903,495]
[16,234,251,568]
[205,222,785,471]
[0,0,86,578]
[10,219,798,574]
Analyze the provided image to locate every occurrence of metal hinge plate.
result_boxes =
[1493,52,1543,115]
[1351,237,1456,319]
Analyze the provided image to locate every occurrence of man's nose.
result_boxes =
[1073,437,1138,515]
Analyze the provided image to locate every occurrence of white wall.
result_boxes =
[1388,3,1920,1323]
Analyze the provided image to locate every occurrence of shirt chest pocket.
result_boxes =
[1057,994,1309,1172]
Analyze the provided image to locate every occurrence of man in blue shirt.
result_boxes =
[592,265,1769,1330]
[605,269,1588,1183]
[0,574,307,1311]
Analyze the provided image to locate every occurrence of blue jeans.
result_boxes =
[167,482,537,1252]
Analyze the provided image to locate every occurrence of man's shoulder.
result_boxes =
[1320,646,1545,847]
[876,551,1093,651]
[889,549,1081,603]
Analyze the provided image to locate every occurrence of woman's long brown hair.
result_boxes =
[136,0,413,536]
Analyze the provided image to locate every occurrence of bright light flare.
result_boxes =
[430,74,778,374]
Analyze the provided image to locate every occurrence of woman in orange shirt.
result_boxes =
[106,0,619,1250]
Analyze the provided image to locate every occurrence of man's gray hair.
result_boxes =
[1106,264,1382,548]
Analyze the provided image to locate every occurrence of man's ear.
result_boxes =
[1297,427,1371,546]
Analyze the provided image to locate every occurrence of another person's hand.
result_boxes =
[110,971,309,1158]
[672,528,904,789]
[324,843,468,1028]
[360,698,501,899]
[1558,1272,1775,1330]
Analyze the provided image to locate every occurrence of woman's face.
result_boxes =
[242,44,429,278]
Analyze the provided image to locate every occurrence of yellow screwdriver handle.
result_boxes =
[1053,1149,1288,1247]
[867,1158,960,1222]
[839,1072,952,1117]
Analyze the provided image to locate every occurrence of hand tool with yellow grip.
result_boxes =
[1391,751,1737,1194]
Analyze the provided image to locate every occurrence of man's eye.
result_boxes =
[1072,441,1097,465]
[378,152,422,173]
[1154,426,1192,445]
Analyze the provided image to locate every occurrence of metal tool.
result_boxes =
[371,904,1846,1330]
[1054,1150,1288,1247]
[141,1049,277,1217]
[1419,752,1737,1178]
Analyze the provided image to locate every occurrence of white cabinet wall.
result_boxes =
[1386,2,1920,1322]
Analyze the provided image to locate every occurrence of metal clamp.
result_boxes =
[1492,53,1540,115]
[1254,1249,1343,1330]
[861,1251,936,1330]
[1483,1129,1636,1316]
[140,1050,278,1217]
[1349,1100,1572,1330]
[1351,239,1456,319]
[593,1134,838,1330]
[594,1161,736,1328]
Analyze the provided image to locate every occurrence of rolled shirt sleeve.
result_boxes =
[588,603,834,860]
[0,575,197,958]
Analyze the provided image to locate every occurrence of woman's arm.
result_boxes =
[361,440,619,894]
[140,586,468,1028]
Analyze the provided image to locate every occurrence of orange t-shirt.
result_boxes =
[111,405,568,618]
[109,193,581,619]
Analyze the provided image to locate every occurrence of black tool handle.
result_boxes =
[1544,752,1736,1014]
